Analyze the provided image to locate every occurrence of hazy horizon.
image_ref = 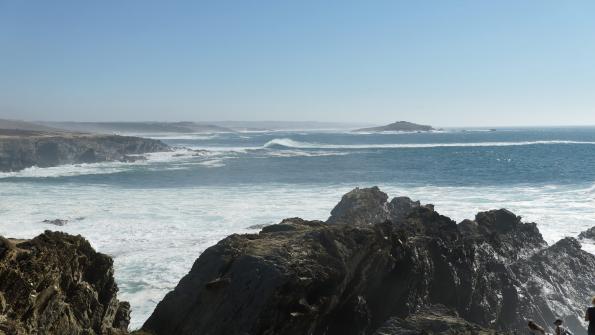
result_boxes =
[2,1,595,127]
[6,118,595,129]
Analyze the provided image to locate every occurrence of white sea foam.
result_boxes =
[3,137,594,179]
[262,138,595,150]
[266,150,349,157]
[187,145,260,153]
[141,134,220,140]
[1,182,594,329]
[0,163,131,178]
[0,149,208,179]
[197,159,226,168]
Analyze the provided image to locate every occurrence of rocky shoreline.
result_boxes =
[2,187,595,334]
[0,130,169,172]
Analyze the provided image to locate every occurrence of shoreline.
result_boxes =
[3,187,594,334]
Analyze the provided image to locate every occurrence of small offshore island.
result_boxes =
[1,187,594,335]
[353,121,435,133]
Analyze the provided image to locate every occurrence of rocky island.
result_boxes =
[0,120,169,172]
[353,121,435,133]
[2,187,595,334]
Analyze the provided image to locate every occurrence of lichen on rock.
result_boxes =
[0,231,130,335]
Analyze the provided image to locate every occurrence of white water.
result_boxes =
[1,182,594,329]
[0,149,217,179]
[262,138,595,150]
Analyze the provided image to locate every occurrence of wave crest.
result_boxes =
[263,138,316,149]
[262,138,595,150]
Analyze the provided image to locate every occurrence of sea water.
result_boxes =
[1,127,595,329]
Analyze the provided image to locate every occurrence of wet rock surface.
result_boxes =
[42,219,69,226]
[143,187,595,335]
[579,226,595,240]
[0,231,130,335]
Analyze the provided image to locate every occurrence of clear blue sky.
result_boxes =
[1,1,594,126]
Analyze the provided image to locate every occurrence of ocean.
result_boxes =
[1,127,595,329]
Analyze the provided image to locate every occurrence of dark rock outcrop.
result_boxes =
[579,226,595,240]
[511,237,595,333]
[246,224,271,230]
[327,187,432,225]
[0,231,130,335]
[43,219,69,226]
[143,187,595,335]
[0,134,169,172]
[327,186,391,225]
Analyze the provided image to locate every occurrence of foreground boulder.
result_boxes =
[0,231,130,335]
[143,187,595,335]
[511,237,595,332]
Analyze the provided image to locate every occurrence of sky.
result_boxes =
[1,1,594,127]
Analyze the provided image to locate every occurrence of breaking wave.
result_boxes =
[262,138,595,150]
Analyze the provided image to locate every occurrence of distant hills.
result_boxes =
[210,121,372,131]
[0,119,236,136]
[353,121,435,133]
[0,119,65,134]
[0,119,374,134]
[38,121,234,134]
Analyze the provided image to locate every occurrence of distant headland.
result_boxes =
[0,119,170,172]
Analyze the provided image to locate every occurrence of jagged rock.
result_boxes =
[43,219,69,226]
[0,231,130,335]
[143,219,397,335]
[0,134,169,172]
[460,209,546,261]
[389,197,422,223]
[327,186,391,225]
[246,224,271,230]
[579,226,595,240]
[327,187,433,225]
[373,305,509,335]
[511,237,595,333]
[143,187,595,335]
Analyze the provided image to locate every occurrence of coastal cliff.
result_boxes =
[0,131,169,172]
[0,231,130,335]
[143,187,595,335]
[2,188,594,334]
